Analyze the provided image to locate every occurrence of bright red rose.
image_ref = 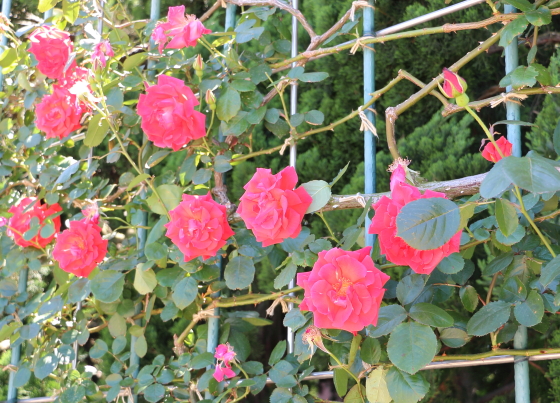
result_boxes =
[298,247,390,333]
[28,26,73,79]
[7,197,62,249]
[237,167,312,247]
[151,6,211,53]
[52,211,108,278]
[165,193,234,262]
[368,165,462,275]
[35,85,85,140]
[137,75,206,151]
[481,136,513,163]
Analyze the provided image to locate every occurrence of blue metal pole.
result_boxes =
[0,0,13,91]
[7,269,28,403]
[363,0,376,249]
[504,4,529,403]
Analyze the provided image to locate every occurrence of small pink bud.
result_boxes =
[194,54,204,72]
[441,68,468,98]
[205,89,216,110]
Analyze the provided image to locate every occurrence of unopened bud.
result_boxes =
[206,89,216,110]
[440,68,468,99]
[194,54,205,80]
[302,326,328,354]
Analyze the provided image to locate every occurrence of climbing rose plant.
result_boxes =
[1,1,560,403]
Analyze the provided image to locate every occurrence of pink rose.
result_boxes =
[52,211,108,278]
[237,167,313,247]
[151,6,211,53]
[57,66,90,91]
[164,193,234,262]
[35,85,85,140]
[28,26,73,79]
[137,75,206,151]
[91,40,114,69]
[213,343,236,382]
[481,136,512,163]
[368,165,462,275]
[441,68,467,98]
[298,247,390,333]
[7,197,62,249]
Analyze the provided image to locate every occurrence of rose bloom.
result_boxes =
[151,6,211,53]
[481,136,513,163]
[35,85,85,140]
[237,167,312,247]
[165,193,234,262]
[28,26,73,79]
[57,66,90,91]
[368,165,462,275]
[52,211,108,278]
[213,343,236,382]
[91,40,114,69]
[7,197,62,249]
[298,247,390,333]
[137,75,206,151]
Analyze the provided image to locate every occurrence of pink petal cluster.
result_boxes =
[52,208,108,278]
[91,40,114,70]
[137,74,206,151]
[28,26,73,79]
[35,85,86,140]
[368,165,462,274]
[237,167,313,247]
[481,136,513,163]
[298,247,390,333]
[213,343,236,382]
[151,6,211,53]
[7,197,62,249]
[164,193,234,262]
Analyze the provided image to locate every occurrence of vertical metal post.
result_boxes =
[43,8,53,21]
[205,8,236,398]
[7,269,28,403]
[0,0,13,91]
[286,0,298,357]
[363,0,376,249]
[505,4,529,403]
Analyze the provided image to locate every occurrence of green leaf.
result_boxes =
[123,52,148,71]
[540,255,560,288]
[553,118,560,156]
[526,6,552,26]
[437,253,464,274]
[502,0,533,11]
[91,271,125,303]
[269,340,286,366]
[134,266,157,295]
[214,155,232,173]
[480,156,560,198]
[396,198,460,250]
[38,0,60,13]
[224,256,255,290]
[396,274,425,305]
[386,367,429,403]
[0,279,18,297]
[387,322,437,374]
[13,367,31,388]
[334,368,348,398]
[108,313,127,337]
[344,385,366,403]
[89,339,108,359]
[265,118,290,137]
[369,305,407,338]
[361,337,381,365]
[467,301,511,336]
[495,198,518,237]
[493,120,536,127]
[531,63,552,86]
[509,66,538,89]
[147,184,182,215]
[34,353,59,380]
[62,0,80,24]
[60,385,86,403]
[242,317,273,326]
[269,387,292,403]
[217,87,241,123]
[298,72,329,82]
[134,334,148,357]
[283,308,306,330]
[305,110,325,125]
[274,262,297,289]
[366,368,392,403]
[300,180,331,213]
[484,252,514,276]
[514,290,544,327]
[127,173,150,191]
[409,303,454,328]
[440,327,470,348]
[269,360,297,388]
[144,383,165,402]
[147,150,171,168]
[330,162,350,187]
[460,285,479,312]
[192,168,212,184]
[246,106,267,125]
[499,17,528,48]
[0,48,17,68]
[171,277,198,309]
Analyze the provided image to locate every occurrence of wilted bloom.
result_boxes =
[91,40,114,69]
[7,197,62,248]
[298,247,390,334]
[151,6,211,53]
[368,164,462,274]
[302,326,329,354]
[481,136,512,163]
[35,85,86,140]
[205,90,216,110]
[238,167,312,247]
[28,26,73,79]
[213,343,236,382]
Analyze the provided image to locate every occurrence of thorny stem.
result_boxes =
[485,0,499,14]
[318,212,340,244]
[432,347,560,361]
[486,273,499,305]
[229,363,251,403]
[324,345,365,403]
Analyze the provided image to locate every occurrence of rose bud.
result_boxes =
[440,68,470,107]
[205,89,216,110]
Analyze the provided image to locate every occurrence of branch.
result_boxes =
[200,0,223,23]
[432,347,560,362]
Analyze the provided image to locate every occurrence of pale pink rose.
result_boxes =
[298,247,390,334]
[215,343,236,363]
[91,40,114,69]
[7,197,62,249]
[368,165,462,275]
[237,167,312,247]
[151,6,211,53]
[28,26,73,79]
[35,85,85,140]
[52,212,108,278]
[137,74,206,151]
[165,193,234,262]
